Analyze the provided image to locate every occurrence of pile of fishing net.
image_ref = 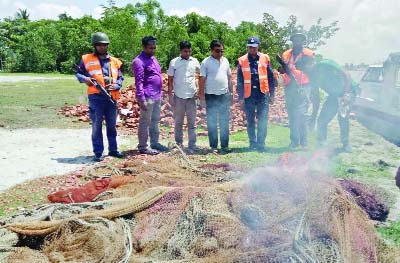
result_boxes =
[0,152,397,262]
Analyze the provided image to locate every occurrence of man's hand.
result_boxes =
[278,66,286,74]
[84,77,94,86]
[340,93,351,105]
[200,97,206,109]
[239,99,245,110]
[168,94,174,107]
[106,84,118,91]
[268,96,274,105]
[138,99,148,111]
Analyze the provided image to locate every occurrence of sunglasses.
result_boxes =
[213,49,224,53]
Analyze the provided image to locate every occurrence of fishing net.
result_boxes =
[0,152,396,262]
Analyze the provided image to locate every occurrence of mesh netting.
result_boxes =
[0,152,397,262]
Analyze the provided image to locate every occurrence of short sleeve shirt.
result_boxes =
[167,56,200,99]
[200,56,231,95]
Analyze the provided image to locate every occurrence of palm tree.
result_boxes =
[15,8,30,20]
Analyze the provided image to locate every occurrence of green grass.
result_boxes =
[195,125,290,166]
[378,221,400,245]
[0,75,133,129]
[0,72,72,77]
[0,189,47,217]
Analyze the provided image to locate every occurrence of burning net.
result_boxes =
[0,152,396,262]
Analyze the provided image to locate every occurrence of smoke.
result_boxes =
[221,149,383,261]
[225,150,347,260]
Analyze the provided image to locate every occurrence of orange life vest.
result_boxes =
[282,48,314,86]
[238,53,270,98]
[81,53,123,100]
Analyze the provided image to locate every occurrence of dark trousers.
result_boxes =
[285,83,311,146]
[173,96,197,148]
[244,97,269,148]
[88,98,118,155]
[205,93,230,148]
[317,95,350,146]
[308,85,320,128]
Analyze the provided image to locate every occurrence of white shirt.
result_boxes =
[167,56,200,99]
[200,56,231,95]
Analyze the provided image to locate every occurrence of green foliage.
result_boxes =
[13,21,62,72]
[101,4,141,71]
[0,0,339,73]
[378,221,400,245]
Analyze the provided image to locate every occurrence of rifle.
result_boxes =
[73,64,116,105]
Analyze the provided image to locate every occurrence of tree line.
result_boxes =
[0,0,339,74]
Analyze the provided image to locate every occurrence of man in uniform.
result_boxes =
[237,36,275,152]
[281,31,315,150]
[75,32,124,162]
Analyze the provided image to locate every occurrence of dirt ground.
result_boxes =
[0,128,132,192]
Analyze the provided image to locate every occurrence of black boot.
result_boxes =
[108,151,124,158]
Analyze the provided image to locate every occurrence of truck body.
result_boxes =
[353,52,400,145]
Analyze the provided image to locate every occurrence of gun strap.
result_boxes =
[108,61,112,80]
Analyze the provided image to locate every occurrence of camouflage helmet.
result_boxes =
[91,32,110,45]
[290,31,307,42]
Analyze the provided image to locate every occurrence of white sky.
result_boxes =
[1,0,399,64]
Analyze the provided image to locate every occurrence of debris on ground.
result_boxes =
[59,72,289,134]
[47,175,135,204]
[339,179,389,221]
[199,163,246,172]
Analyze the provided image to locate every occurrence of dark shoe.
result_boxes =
[176,143,184,149]
[139,148,159,155]
[288,143,299,151]
[220,147,232,154]
[342,145,352,153]
[187,145,201,154]
[108,151,124,158]
[257,146,266,152]
[151,143,170,152]
[249,144,257,151]
[209,147,218,154]
[94,153,103,162]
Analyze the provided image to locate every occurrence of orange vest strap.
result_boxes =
[281,48,314,86]
[82,53,122,100]
[238,53,270,99]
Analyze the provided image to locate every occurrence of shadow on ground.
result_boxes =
[52,156,94,164]
[232,146,289,154]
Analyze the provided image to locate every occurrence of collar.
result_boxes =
[291,48,304,56]
[211,55,223,61]
[94,53,110,59]
[247,52,260,60]
[179,56,193,61]
[141,51,154,59]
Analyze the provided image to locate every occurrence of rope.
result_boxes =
[169,142,224,180]
[2,187,169,236]
[84,163,123,179]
